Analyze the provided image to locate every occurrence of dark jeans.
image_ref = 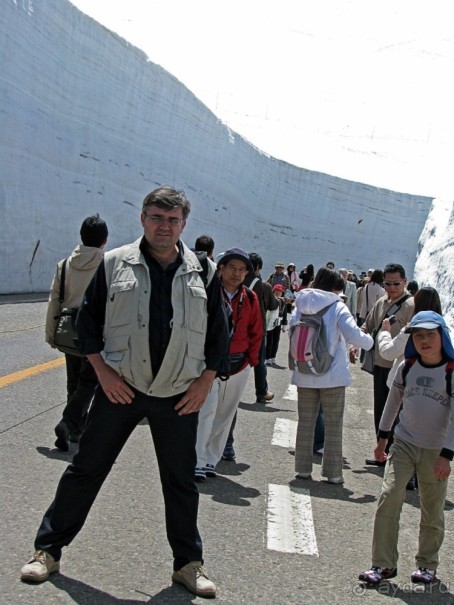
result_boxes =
[373,365,395,453]
[63,354,98,435]
[313,408,325,452]
[35,386,202,570]
[265,325,282,360]
[254,336,269,398]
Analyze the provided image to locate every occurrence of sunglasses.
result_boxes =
[384,280,404,287]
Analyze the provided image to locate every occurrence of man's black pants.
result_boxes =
[373,365,396,452]
[35,386,202,570]
[63,354,98,435]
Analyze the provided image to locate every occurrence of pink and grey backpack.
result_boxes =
[288,302,336,375]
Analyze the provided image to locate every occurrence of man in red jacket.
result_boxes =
[195,248,263,479]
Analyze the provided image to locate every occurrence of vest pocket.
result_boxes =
[103,335,133,383]
[187,285,207,333]
[171,340,206,390]
[108,279,137,327]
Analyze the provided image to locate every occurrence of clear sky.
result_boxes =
[70,0,454,199]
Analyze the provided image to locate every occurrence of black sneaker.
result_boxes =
[411,567,436,584]
[358,566,397,584]
[222,443,236,461]
[204,464,217,478]
[194,468,206,482]
[54,421,70,452]
[365,458,386,467]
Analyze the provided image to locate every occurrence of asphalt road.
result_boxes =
[1,300,453,605]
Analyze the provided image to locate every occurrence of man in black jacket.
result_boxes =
[244,252,278,403]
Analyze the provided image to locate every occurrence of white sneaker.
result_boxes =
[327,476,344,484]
[20,550,59,582]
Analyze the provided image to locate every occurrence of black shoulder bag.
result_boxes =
[53,259,83,356]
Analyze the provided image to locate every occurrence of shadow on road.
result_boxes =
[50,574,196,604]
[197,472,260,507]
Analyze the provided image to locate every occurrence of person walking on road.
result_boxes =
[21,186,230,599]
[362,263,414,466]
[291,267,373,484]
[359,311,454,586]
[195,248,262,479]
[45,214,108,450]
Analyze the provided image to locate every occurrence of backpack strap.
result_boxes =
[401,356,417,388]
[243,285,255,304]
[249,277,259,290]
[316,301,337,317]
[59,258,68,305]
[446,360,454,398]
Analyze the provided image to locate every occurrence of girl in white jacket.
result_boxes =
[290,267,373,483]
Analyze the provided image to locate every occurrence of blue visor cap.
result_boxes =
[404,311,454,360]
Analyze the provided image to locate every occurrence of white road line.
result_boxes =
[283,384,297,400]
[272,418,297,449]
[267,484,319,556]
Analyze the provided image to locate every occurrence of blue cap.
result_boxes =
[217,248,253,273]
[404,311,454,359]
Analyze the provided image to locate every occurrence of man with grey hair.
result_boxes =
[339,267,357,317]
[20,186,230,598]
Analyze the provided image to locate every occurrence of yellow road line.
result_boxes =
[0,357,65,389]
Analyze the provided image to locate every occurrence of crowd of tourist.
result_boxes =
[20,190,452,597]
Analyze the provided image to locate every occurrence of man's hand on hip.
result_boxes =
[175,369,217,415]
[87,353,135,404]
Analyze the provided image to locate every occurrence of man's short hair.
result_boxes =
[80,214,108,248]
[195,235,214,256]
[142,186,191,218]
[383,263,406,278]
[326,261,335,269]
[248,252,263,271]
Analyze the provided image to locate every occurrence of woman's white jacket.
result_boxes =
[290,289,373,389]
[377,327,409,388]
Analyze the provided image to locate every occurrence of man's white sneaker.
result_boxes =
[172,561,216,598]
[20,550,59,582]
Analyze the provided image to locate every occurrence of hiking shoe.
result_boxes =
[327,476,344,484]
[296,473,312,480]
[20,550,59,583]
[204,464,217,478]
[358,566,397,584]
[195,467,206,481]
[172,561,216,598]
[222,443,236,461]
[54,421,70,451]
[411,567,436,584]
[256,391,274,403]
